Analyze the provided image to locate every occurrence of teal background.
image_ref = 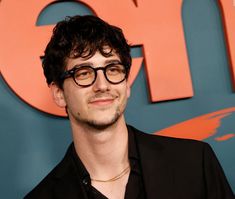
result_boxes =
[0,0,235,198]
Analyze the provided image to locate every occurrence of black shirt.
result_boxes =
[71,127,146,199]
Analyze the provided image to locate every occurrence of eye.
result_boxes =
[106,64,125,76]
[74,67,94,80]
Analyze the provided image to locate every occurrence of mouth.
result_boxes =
[89,97,117,107]
[89,95,117,107]
[88,92,118,108]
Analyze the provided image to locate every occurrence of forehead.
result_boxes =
[66,49,121,70]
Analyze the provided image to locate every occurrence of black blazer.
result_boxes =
[24,126,235,199]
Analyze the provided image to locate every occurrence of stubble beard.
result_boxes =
[69,91,128,131]
[75,106,124,131]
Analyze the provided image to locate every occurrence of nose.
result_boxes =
[92,70,110,92]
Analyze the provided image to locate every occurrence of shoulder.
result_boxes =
[128,125,223,185]
[128,124,211,158]
[24,144,77,199]
[128,126,235,198]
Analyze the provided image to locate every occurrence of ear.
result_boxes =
[50,82,67,108]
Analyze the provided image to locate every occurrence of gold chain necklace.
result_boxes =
[91,165,130,183]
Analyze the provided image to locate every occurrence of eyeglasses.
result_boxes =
[60,62,127,87]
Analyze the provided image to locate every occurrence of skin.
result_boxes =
[50,48,131,199]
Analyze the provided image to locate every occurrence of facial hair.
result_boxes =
[82,107,122,130]
[71,92,127,131]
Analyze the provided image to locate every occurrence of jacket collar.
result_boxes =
[130,125,174,199]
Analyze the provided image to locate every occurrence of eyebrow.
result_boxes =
[72,59,121,68]
[104,59,121,65]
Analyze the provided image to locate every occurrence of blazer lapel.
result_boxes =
[134,131,174,199]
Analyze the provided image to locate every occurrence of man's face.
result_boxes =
[53,48,130,129]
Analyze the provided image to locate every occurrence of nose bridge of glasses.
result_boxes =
[94,66,109,85]
[95,66,106,73]
[94,66,108,78]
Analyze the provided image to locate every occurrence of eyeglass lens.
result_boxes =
[73,64,126,86]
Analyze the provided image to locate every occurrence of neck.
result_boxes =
[71,116,129,180]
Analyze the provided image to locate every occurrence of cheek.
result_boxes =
[121,84,130,99]
[66,95,87,117]
[126,84,131,98]
[63,88,87,110]
[72,93,86,107]
[118,85,130,106]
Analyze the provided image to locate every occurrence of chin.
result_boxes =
[85,112,121,130]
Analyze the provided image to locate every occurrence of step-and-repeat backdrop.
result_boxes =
[0,0,235,198]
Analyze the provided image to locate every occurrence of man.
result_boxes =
[25,15,234,199]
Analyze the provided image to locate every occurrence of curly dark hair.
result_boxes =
[42,15,132,88]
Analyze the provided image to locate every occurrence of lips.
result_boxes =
[88,94,118,106]
[89,98,115,106]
